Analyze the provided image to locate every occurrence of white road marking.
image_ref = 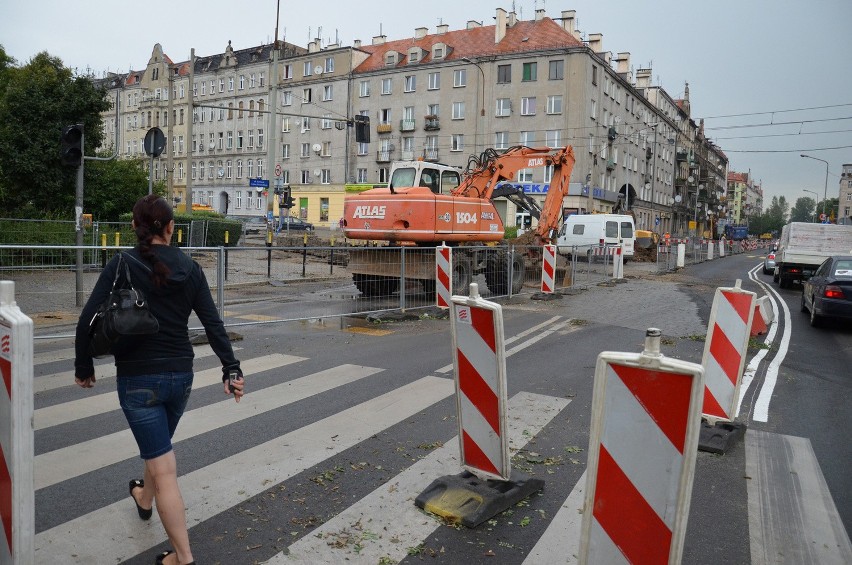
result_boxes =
[32,345,241,394]
[435,316,563,373]
[34,376,456,563]
[523,470,587,565]
[34,353,301,430]
[746,430,852,564]
[276,392,571,564]
[34,361,373,489]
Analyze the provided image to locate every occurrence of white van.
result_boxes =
[556,214,635,259]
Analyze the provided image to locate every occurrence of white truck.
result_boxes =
[774,222,852,288]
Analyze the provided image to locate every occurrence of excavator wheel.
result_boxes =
[352,273,400,297]
[452,256,472,295]
[484,250,525,296]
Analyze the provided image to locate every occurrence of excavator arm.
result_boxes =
[455,145,576,245]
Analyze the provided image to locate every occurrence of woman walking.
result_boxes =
[74,195,244,565]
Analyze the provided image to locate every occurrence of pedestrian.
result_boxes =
[74,194,244,565]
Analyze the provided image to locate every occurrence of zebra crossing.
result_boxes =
[28,317,852,564]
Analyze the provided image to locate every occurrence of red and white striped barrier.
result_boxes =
[450,283,509,480]
[591,245,621,256]
[701,280,755,422]
[540,244,556,294]
[580,329,704,564]
[435,244,452,308]
[0,281,34,564]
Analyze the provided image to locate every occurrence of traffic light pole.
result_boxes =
[75,131,85,307]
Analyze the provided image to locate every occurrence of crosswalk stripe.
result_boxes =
[33,346,78,366]
[523,470,587,565]
[34,375,455,563]
[277,391,571,564]
[34,352,301,430]
[32,345,240,394]
[437,316,564,373]
[35,361,375,489]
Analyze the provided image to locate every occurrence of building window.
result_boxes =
[428,72,440,90]
[522,62,537,82]
[302,88,312,103]
[283,64,293,79]
[281,117,290,133]
[546,95,563,114]
[247,159,254,178]
[404,75,416,92]
[301,117,310,132]
[521,97,536,116]
[325,57,334,73]
[591,99,597,120]
[301,170,311,183]
[495,98,511,117]
[282,91,292,106]
[321,169,331,184]
[357,168,368,183]
[381,78,392,94]
[208,161,214,179]
[592,65,598,85]
[321,141,331,156]
[359,80,370,97]
[191,162,196,179]
[497,64,511,83]
[225,160,232,179]
[357,142,368,156]
[258,129,264,148]
[303,61,312,77]
[452,102,465,120]
[248,130,254,148]
[546,130,560,148]
[427,103,439,116]
[520,131,534,146]
[301,143,310,157]
[258,159,264,178]
[322,114,332,129]
[236,160,243,178]
[237,131,243,149]
[322,85,333,101]
[259,72,265,87]
[453,69,466,87]
[495,132,509,150]
[235,191,242,209]
[451,134,464,152]
[239,75,245,90]
[549,60,564,80]
[518,169,533,182]
[282,144,290,159]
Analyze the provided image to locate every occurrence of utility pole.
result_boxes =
[184,48,195,214]
[266,1,282,231]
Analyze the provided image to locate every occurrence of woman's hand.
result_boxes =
[75,374,96,388]
[224,375,245,403]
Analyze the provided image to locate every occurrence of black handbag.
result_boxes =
[88,253,159,358]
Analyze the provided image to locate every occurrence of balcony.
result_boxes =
[376,123,393,134]
[422,148,439,161]
[376,150,392,163]
[401,150,415,160]
[399,119,416,132]
[424,116,440,131]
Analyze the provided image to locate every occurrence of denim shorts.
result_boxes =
[117,372,193,460]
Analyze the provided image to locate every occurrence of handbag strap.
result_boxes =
[117,252,145,306]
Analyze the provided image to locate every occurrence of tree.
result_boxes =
[790,197,816,223]
[763,196,789,233]
[0,48,110,218]
[85,154,163,220]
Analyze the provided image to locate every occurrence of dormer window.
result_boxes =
[432,43,447,60]
[385,52,397,66]
[408,48,420,63]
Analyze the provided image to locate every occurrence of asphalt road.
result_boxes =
[27,250,852,564]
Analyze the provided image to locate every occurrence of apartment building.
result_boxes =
[838,164,852,224]
[97,6,725,234]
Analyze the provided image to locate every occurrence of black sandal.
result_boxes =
[129,479,153,520]
[155,549,195,565]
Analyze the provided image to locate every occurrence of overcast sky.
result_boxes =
[4,0,851,212]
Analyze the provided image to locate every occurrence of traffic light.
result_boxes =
[284,196,295,209]
[60,124,84,167]
[354,115,370,143]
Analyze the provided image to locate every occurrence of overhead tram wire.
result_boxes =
[697,102,852,120]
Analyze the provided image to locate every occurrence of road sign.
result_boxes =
[249,178,269,188]
[143,127,166,157]
[275,164,282,177]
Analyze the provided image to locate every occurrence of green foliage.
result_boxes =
[85,156,157,220]
[118,210,242,247]
[0,48,110,218]
[791,197,816,223]
[504,225,519,239]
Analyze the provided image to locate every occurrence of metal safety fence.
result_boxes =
[0,242,624,339]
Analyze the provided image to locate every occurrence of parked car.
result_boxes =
[277,216,314,232]
[763,248,777,275]
[800,255,852,326]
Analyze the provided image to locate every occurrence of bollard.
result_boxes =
[677,243,686,268]
[329,238,335,275]
[302,234,308,278]
[266,229,273,278]
[224,231,229,281]
[100,233,107,268]
[114,232,120,247]
[177,228,183,245]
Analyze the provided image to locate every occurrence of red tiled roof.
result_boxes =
[355,18,583,73]
[727,172,748,183]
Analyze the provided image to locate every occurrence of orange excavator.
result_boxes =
[342,145,576,296]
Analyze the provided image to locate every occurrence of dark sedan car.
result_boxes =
[277,216,314,232]
[801,255,852,326]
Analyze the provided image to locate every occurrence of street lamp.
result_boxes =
[461,57,485,156]
[801,154,829,221]
[802,189,819,222]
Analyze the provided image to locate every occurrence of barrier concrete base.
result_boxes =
[414,470,544,528]
[530,292,564,301]
[698,419,747,454]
